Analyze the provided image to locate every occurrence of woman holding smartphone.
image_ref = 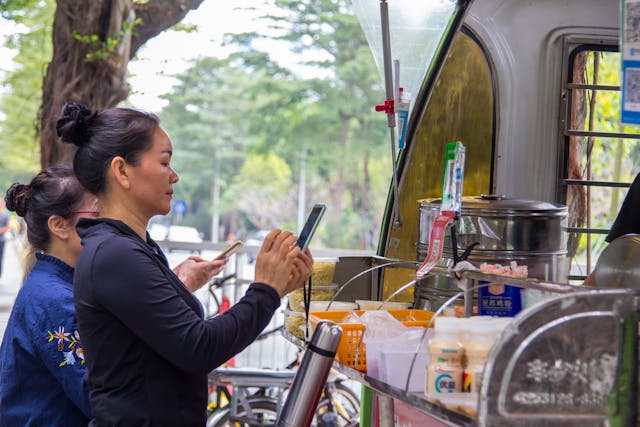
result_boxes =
[57,102,313,425]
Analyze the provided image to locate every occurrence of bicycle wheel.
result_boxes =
[314,382,360,427]
[207,398,279,427]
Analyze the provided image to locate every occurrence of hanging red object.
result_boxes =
[374,99,395,115]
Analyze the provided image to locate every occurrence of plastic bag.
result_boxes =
[360,310,408,340]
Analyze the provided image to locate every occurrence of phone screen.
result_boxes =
[296,204,326,251]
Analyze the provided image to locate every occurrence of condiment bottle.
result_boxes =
[462,319,495,393]
[426,317,464,394]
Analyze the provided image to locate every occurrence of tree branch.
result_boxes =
[130,0,205,58]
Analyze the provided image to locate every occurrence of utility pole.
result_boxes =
[297,148,307,233]
[211,170,220,243]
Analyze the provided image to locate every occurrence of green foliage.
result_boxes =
[73,18,142,62]
[171,22,198,33]
[0,0,42,21]
[222,152,296,230]
[1,0,390,250]
[0,0,53,189]
[219,0,388,249]
[159,55,270,209]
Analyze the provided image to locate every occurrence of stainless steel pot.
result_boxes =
[414,195,568,310]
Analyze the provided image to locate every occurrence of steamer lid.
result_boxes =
[418,194,566,216]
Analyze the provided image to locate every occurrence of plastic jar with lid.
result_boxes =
[462,318,496,393]
[425,317,464,394]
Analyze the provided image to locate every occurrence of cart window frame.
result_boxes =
[558,40,640,282]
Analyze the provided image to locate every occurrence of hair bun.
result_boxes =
[56,102,94,147]
[5,182,30,217]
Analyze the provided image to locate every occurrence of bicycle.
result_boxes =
[206,349,360,427]
[204,273,237,319]
[206,367,359,427]
[206,366,294,426]
[203,273,360,426]
[315,371,360,427]
[205,325,292,420]
[204,273,287,425]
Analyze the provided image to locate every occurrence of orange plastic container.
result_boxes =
[309,309,435,372]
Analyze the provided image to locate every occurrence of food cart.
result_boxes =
[291,258,637,426]
[286,0,640,425]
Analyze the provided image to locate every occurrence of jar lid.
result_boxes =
[418,195,567,216]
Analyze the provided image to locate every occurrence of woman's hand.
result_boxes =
[254,229,312,298]
[285,248,313,295]
[173,256,228,293]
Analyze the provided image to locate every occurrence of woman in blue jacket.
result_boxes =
[58,102,313,426]
[0,165,96,426]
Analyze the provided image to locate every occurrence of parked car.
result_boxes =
[166,225,203,244]
[148,223,169,241]
[148,224,203,254]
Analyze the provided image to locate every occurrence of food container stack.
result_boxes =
[285,258,351,339]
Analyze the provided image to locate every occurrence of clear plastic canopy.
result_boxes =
[352,0,458,108]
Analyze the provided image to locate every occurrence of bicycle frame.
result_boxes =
[207,367,295,424]
[206,366,360,427]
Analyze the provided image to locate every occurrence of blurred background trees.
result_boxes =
[0,0,390,250]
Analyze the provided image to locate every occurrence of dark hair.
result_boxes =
[56,102,160,195]
[4,164,87,251]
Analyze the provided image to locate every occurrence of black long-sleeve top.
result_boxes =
[74,218,280,426]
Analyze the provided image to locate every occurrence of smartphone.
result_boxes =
[213,240,244,261]
[296,204,326,252]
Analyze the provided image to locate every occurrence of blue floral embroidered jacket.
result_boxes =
[0,253,91,426]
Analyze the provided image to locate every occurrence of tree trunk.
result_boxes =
[40,0,205,167]
[566,51,588,258]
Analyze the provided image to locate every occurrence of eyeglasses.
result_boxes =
[73,210,100,217]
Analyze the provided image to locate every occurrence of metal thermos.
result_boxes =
[276,321,342,427]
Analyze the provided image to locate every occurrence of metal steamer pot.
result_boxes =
[414,195,568,310]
